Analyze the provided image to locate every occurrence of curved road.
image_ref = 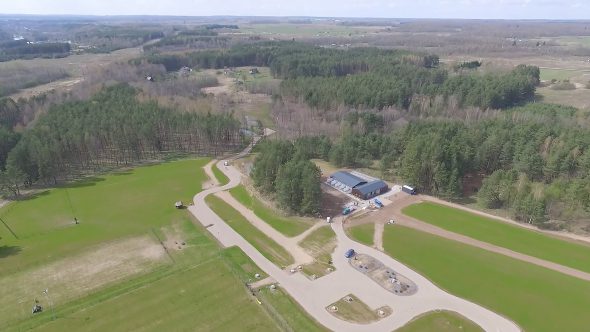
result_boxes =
[189,153,520,331]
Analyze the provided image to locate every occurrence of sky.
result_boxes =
[0,0,589,20]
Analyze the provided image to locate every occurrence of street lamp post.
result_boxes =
[43,289,56,320]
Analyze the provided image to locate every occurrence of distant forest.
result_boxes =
[146,42,539,110]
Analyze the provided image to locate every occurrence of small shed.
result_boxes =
[175,201,184,209]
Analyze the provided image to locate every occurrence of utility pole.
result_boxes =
[43,289,56,320]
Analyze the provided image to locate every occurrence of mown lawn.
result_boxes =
[211,162,230,185]
[205,194,294,267]
[0,159,208,278]
[229,185,312,237]
[395,311,483,332]
[379,225,590,332]
[346,223,374,246]
[403,202,590,273]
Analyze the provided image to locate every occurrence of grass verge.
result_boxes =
[395,311,483,332]
[379,225,590,332]
[211,162,230,185]
[403,202,590,273]
[326,294,386,324]
[229,185,312,237]
[258,287,328,331]
[205,194,294,267]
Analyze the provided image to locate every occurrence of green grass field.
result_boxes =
[346,223,375,246]
[229,185,312,237]
[2,159,322,331]
[395,311,483,332]
[0,159,208,277]
[205,194,294,267]
[403,202,590,273]
[376,225,590,332]
[211,162,230,185]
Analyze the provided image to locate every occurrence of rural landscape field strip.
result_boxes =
[205,194,295,267]
[229,185,312,237]
[377,225,590,332]
[403,202,590,274]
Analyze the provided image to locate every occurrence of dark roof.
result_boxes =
[355,180,388,195]
[330,171,366,188]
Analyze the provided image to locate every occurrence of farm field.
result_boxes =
[205,194,295,267]
[537,85,590,110]
[403,202,590,273]
[376,225,590,332]
[238,23,379,37]
[0,159,208,277]
[346,223,375,246]
[10,224,279,332]
[539,68,576,81]
[229,185,313,237]
[395,311,483,332]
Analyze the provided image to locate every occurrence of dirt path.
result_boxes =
[374,222,384,251]
[384,195,590,282]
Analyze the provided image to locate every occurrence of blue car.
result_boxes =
[345,249,356,258]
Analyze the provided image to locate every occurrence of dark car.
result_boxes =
[345,249,356,258]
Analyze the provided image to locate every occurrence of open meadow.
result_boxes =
[403,202,590,273]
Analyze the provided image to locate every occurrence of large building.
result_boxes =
[327,171,388,200]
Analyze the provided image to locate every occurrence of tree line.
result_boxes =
[297,103,590,226]
[251,139,322,215]
[0,84,243,197]
[145,41,538,110]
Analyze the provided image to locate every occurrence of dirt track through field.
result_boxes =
[384,195,590,282]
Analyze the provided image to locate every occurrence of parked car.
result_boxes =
[345,249,356,258]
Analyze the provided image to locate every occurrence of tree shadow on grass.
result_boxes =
[17,190,51,201]
[0,245,21,258]
[62,177,106,189]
